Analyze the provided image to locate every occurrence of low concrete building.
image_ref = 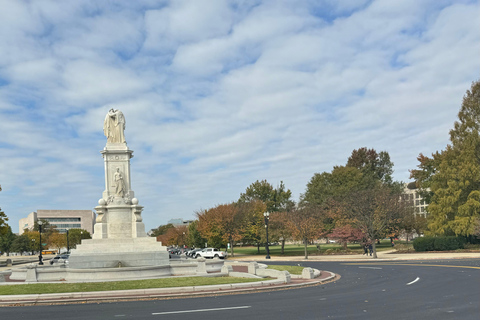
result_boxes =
[19,210,95,235]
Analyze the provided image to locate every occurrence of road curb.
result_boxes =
[0,274,335,306]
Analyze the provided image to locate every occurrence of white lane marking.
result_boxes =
[406,277,420,285]
[358,267,382,269]
[152,306,251,315]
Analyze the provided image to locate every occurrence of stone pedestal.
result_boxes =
[68,238,168,269]
[69,141,168,269]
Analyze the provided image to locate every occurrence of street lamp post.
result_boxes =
[38,220,44,265]
[264,212,271,259]
[66,228,70,253]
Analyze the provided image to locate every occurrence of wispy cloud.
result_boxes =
[0,0,478,231]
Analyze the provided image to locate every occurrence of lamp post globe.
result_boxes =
[264,212,271,259]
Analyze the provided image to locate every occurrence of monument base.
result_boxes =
[68,237,169,269]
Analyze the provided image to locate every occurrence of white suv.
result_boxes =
[195,248,227,259]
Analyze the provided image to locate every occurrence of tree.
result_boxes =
[239,180,295,212]
[33,219,58,240]
[10,234,30,254]
[198,202,258,256]
[411,80,480,237]
[0,208,9,237]
[196,207,226,250]
[237,200,265,253]
[23,230,40,254]
[300,166,365,207]
[269,211,291,254]
[301,166,367,240]
[187,221,206,248]
[196,201,267,257]
[286,205,325,259]
[0,226,16,256]
[346,147,394,185]
[157,225,188,247]
[149,224,175,237]
[398,205,417,243]
[67,229,91,249]
[343,186,403,258]
[328,225,365,250]
[48,232,66,253]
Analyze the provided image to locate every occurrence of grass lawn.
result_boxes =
[267,265,304,275]
[0,277,266,296]
[231,239,399,256]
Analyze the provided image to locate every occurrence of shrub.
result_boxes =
[413,237,435,252]
[414,236,466,252]
[464,243,480,250]
[434,237,465,251]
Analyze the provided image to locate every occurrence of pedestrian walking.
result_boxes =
[368,244,373,256]
[363,244,368,255]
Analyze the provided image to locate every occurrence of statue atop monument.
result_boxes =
[103,108,126,143]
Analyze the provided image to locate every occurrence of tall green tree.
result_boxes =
[411,80,480,237]
[67,229,91,249]
[0,226,16,256]
[346,147,394,185]
[187,220,207,248]
[10,234,29,254]
[0,208,9,235]
[301,166,365,207]
[239,180,295,212]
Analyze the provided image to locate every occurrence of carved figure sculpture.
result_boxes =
[114,167,126,197]
[103,108,126,143]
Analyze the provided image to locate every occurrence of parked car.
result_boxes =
[187,248,203,258]
[194,248,227,259]
[168,248,179,255]
[49,254,70,265]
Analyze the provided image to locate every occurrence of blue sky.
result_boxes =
[0,0,479,232]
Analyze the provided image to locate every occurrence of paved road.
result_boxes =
[2,259,479,319]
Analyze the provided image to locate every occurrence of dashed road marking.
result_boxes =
[152,306,251,315]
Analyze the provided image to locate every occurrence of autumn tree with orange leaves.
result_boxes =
[287,205,325,259]
[157,225,188,247]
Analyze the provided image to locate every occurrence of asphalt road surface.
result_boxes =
[3,259,479,320]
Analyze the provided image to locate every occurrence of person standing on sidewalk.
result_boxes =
[368,244,373,256]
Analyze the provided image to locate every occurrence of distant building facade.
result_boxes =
[403,183,429,217]
[19,210,95,235]
[167,218,194,228]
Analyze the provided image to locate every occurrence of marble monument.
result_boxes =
[68,108,169,269]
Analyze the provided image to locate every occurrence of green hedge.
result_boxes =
[413,237,466,252]
[413,237,435,252]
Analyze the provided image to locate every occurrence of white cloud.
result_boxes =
[0,0,479,232]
